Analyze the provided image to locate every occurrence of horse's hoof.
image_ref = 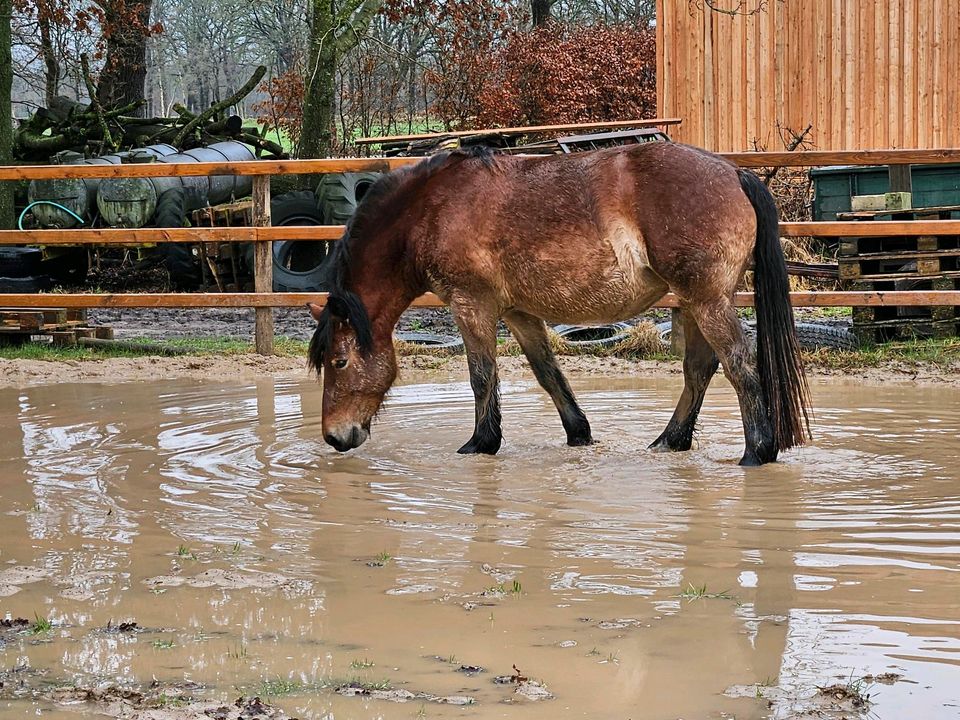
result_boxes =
[457,438,501,455]
[648,435,691,453]
[566,434,595,447]
[739,445,779,466]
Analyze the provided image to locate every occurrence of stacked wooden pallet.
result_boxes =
[0,308,114,346]
[190,200,254,292]
[839,205,960,342]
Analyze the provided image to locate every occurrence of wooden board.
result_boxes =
[354,119,683,145]
[4,148,960,182]
[0,291,958,309]
[4,221,960,247]
[659,0,960,151]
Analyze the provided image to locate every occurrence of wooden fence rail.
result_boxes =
[2,148,960,354]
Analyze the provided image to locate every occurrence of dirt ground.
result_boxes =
[1,351,958,388]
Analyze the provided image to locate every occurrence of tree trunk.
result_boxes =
[39,14,60,106]
[532,0,555,26]
[0,0,14,230]
[96,0,154,115]
[299,0,382,159]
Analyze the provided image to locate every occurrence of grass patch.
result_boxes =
[256,678,306,696]
[349,658,376,670]
[675,583,737,602]
[175,544,196,560]
[0,336,309,361]
[29,614,52,634]
[151,639,176,650]
[804,337,960,370]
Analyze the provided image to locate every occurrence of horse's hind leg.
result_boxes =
[504,310,593,446]
[451,299,502,455]
[650,309,719,453]
[686,300,776,466]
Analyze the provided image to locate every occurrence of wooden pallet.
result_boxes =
[849,279,960,342]
[836,204,960,222]
[190,200,254,292]
[0,307,113,346]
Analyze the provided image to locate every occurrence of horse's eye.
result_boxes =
[333,358,348,369]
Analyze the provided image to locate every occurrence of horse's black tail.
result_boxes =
[738,169,811,451]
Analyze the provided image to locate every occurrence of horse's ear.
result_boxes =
[306,302,324,322]
[326,295,349,321]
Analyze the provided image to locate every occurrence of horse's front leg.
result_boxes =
[451,299,502,455]
[504,310,593,446]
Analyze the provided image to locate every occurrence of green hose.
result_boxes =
[18,201,85,231]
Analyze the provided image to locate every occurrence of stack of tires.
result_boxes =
[0,248,53,293]
[270,172,380,292]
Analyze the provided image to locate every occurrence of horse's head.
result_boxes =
[307,296,396,452]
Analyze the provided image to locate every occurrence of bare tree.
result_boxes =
[299,0,381,158]
[1,0,13,228]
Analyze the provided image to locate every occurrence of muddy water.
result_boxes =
[0,373,958,719]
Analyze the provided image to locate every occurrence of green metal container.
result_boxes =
[811,164,960,220]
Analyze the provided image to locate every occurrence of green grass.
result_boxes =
[256,678,304,696]
[805,336,960,370]
[29,614,52,634]
[0,336,309,361]
[349,658,376,670]
[675,583,737,602]
[151,639,176,650]
[176,544,196,560]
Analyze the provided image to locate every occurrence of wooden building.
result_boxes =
[656,0,960,152]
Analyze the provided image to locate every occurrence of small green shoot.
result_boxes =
[511,579,523,595]
[176,544,196,560]
[29,614,52,634]
[675,583,737,602]
[350,658,376,670]
[227,643,248,659]
[257,678,304,697]
[367,551,392,567]
[586,647,601,656]
[151,639,176,650]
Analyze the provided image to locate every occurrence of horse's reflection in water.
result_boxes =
[306,142,810,466]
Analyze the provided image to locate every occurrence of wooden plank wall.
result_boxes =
[656,0,960,152]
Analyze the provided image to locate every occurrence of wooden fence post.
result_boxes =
[252,175,274,355]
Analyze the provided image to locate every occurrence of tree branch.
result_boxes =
[80,53,116,152]
[334,0,381,54]
[172,65,266,146]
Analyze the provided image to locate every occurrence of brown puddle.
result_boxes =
[1,373,959,719]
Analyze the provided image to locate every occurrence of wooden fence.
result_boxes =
[2,149,960,354]
[657,0,960,152]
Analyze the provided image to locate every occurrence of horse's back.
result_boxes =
[420,143,756,322]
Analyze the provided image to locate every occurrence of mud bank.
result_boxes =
[1,352,958,388]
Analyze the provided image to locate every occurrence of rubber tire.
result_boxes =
[393,331,465,355]
[270,191,329,293]
[743,320,859,351]
[154,188,200,290]
[42,247,89,284]
[656,320,858,351]
[552,322,634,349]
[316,173,381,226]
[0,248,43,277]
[0,275,52,293]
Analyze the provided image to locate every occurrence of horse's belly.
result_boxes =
[517,225,669,324]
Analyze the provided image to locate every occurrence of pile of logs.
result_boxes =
[14,65,286,161]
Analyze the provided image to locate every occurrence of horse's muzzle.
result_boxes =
[324,425,369,452]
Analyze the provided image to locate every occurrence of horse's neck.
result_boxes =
[350,234,422,337]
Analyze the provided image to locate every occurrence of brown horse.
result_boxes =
[307,142,810,466]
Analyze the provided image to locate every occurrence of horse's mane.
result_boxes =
[308,146,496,373]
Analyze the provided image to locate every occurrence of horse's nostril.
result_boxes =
[324,433,339,448]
